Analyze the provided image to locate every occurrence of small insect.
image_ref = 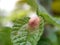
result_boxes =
[28,16,40,28]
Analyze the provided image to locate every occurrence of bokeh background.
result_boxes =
[0,0,60,45]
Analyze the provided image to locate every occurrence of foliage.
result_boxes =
[0,27,13,45]
[0,0,60,45]
[11,16,44,45]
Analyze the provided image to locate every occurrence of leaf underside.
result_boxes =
[11,16,44,45]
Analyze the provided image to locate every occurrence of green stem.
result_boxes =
[25,0,60,27]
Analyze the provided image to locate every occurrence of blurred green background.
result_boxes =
[0,0,60,45]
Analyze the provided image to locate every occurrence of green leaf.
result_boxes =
[11,16,44,45]
[47,29,58,45]
[0,27,13,45]
[37,36,52,45]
